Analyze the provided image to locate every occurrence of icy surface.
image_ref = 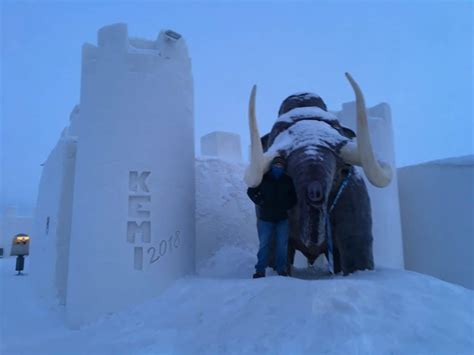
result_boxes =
[1,250,473,354]
[0,247,474,354]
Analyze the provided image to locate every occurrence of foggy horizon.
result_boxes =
[1,0,473,215]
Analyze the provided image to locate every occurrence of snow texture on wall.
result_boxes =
[30,133,77,304]
[201,131,243,162]
[195,157,258,267]
[335,102,404,269]
[398,156,474,289]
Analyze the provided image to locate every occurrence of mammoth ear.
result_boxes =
[328,120,356,139]
[260,133,270,152]
[340,127,356,139]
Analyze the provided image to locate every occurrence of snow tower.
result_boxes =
[32,23,195,328]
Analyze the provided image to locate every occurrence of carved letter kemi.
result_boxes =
[127,171,151,270]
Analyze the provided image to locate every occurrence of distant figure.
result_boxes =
[247,156,297,278]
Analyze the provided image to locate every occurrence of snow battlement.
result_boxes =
[338,101,392,124]
[82,23,190,74]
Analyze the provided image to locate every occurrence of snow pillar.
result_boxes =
[66,23,195,327]
[336,102,404,269]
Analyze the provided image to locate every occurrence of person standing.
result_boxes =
[247,156,297,278]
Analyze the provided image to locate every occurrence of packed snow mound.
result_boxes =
[2,247,473,355]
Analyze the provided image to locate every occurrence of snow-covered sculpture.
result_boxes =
[244,74,393,275]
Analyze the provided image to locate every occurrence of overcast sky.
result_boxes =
[1,0,472,214]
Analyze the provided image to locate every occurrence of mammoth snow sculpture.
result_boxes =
[245,73,393,275]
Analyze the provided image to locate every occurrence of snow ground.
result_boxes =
[1,247,473,355]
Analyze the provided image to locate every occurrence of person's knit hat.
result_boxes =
[278,92,327,116]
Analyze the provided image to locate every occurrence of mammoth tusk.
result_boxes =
[244,85,266,187]
[342,73,393,188]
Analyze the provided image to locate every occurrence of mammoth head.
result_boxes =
[244,73,393,189]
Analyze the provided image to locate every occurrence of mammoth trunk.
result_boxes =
[298,202,326,246]
[287,148,337,247]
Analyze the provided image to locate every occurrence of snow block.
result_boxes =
[195,157,257,267]
[201,131,242,162]
[98,23,128,51]
[398,156,474,289]
[335,102,404,269]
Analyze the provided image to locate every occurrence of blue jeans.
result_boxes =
[255,219,289,274]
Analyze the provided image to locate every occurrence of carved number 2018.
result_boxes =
[148,231,181,264]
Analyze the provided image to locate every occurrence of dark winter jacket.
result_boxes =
[247,172,297,222]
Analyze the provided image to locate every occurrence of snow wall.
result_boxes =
[201,131,242,162]
[195,157,258,266]
[398,156,474,289]
[30,131,77,305]
[335,102,404,269]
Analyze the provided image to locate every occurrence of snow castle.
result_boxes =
[29,24,406,327]
[31,23,195,327]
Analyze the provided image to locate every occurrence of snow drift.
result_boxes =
[1,247,473,355]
